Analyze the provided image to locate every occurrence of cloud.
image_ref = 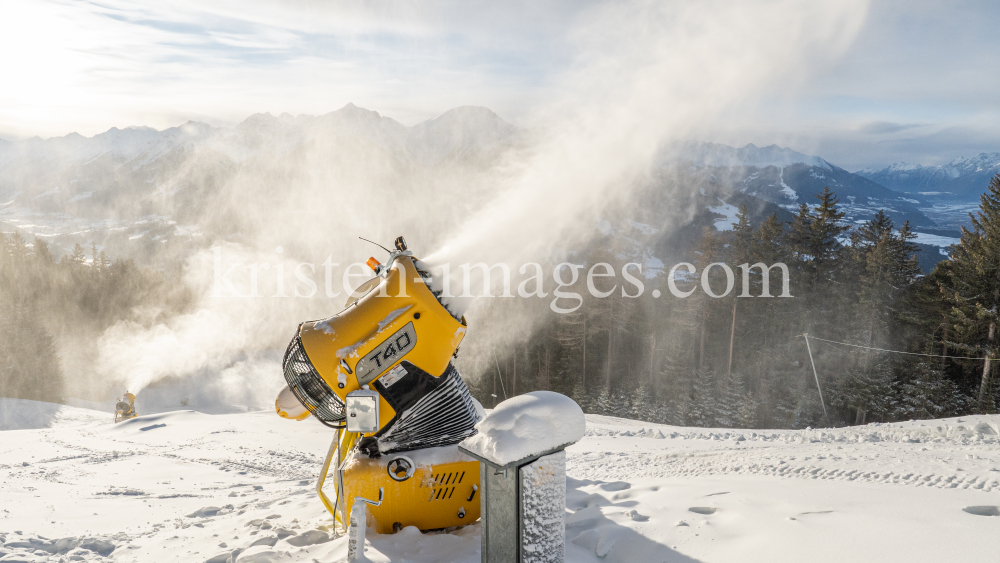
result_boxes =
[0,0,589,139]
[858,121,924,135]
[2,0,997,170]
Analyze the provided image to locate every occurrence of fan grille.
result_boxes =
[282,332,345,424]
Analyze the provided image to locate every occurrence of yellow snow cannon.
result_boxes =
[114,393,138,423]
[276,236,482,534]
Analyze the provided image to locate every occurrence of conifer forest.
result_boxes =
[4,175,1000,429]
[462,175,1000,429]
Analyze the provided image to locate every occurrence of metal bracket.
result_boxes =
[347,487,383,562]
[355,487,385,507]
[316,431,341,529]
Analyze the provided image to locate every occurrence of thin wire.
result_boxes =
[492,347,508,400]
[814,338,858,357]
[798,334,992,362]
[358,237,391,254]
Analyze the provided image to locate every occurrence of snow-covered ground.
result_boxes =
[2,399,1000,562]
[911,232,960,248]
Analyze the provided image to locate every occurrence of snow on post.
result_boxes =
[460,391,585,466]
[459,391,584,563]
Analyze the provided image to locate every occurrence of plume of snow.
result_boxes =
[423,0,869,316]
[91,0,869,405]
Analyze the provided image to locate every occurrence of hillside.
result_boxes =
[667,142,936,228]
[2,399,999,562]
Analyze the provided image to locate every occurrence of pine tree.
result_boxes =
[689,368,717,426]
[90,243,102,275]
[98,250,110,271]
[785,187,850,292]
[833,356,894,424]
[629,384,654,422]
[753,213,786,266]
[691,227,725,373]
[659,326,696,425]
[792,380,826,429]
[0,301,64,402]
[894,361,967,420]
[68,243,86,266]
[736,384,759,428]
[724,205,754,378]
[34,239,54,265]
[946,174,1000,411]
[716,370,747,428]
[843,211,922,423]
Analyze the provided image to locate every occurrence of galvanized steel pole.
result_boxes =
[803,333,829,426]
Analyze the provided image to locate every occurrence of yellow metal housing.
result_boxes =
[341,452,481,534]
[299,255,467,432]
[298,254,480,532]
[114,393,138,423]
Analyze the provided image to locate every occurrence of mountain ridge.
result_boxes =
[856,152,1000,199]
[0,107,975,273]
[664,141,937,229]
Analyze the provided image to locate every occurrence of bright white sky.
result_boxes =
[0,0,997,170]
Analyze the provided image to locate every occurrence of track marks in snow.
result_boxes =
[572,415,1000,496]
[571,449,1000,493]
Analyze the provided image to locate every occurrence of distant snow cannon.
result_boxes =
[114,392,137,423]
[274,236,483,534]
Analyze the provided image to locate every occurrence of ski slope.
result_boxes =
[1,399,999,562]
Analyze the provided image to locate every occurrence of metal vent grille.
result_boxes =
[376,364,479,453]
[424,471,466,502]
[282,332,345,424]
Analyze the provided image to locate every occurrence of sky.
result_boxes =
[0,0,997,170]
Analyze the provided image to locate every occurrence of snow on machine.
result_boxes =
[274,236,482,534]
[114,392,138,423]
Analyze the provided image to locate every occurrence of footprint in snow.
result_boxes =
[566,492,612,511]
[599,481,631,492]
[187,505,233,518]
[626,509,649,522]
[571,528,620,558]
[688,507,717,515]
[284,530,331,547]
[249,536,278,548]
[963,506,1000,516]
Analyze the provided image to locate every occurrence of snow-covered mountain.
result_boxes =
[0,104,516,168]
[666,142,937,228]
[857,152,1000,200]
[669,142,833,170]
[0,111,970,272]
[0,104,517,210]
[0,104,519,262]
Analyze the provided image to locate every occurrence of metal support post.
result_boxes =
[803,333,830,426]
